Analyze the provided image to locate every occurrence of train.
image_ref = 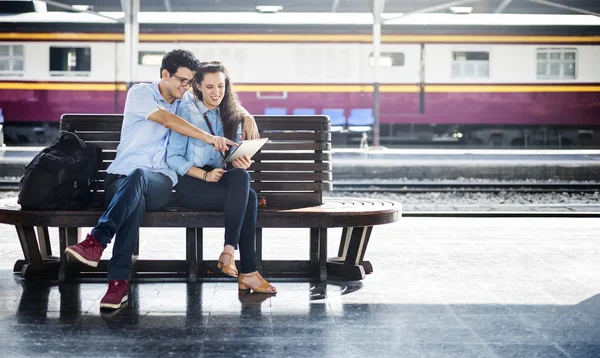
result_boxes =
[0,10,599,147]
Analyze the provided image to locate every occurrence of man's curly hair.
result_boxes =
[159,49,199,78]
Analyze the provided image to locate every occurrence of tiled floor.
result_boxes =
[0,217,599,357]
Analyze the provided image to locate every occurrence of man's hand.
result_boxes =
[241,114,260,140]
[232,155,252,170]
[206,168,225,182]
[207,135,238,152]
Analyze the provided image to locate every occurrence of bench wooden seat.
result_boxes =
[0,114,401,282]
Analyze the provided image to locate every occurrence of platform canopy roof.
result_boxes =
[27,0,600,15]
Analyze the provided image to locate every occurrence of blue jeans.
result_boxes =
[175,168,258,274]
[91,168,173,280]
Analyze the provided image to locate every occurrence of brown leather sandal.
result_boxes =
[217,252,238,278]
[238,271,277,294]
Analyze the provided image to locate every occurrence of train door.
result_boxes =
[362,43,424,142]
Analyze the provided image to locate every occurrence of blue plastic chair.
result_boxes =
[264,108,287,115]
[347,108,374,133]
[321,108,346,131]
[292,108,317,115]
[348,108,374,126]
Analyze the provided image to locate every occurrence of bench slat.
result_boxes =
[102,152,116,160]
[259,192,323,207]
[95,171,332,182]
[61,114,330,131]
[249,162,331,171]
[262,142,330,151]
[99,161,332,172]
[88,192,325,208]
[64,132,121,142]
[65,136,331,151]
[83,142,119,150]
[253,152,329,161]
[68,132,330,143]
[0,197,399,228]
[61,117,123,131]
[252,182,331,191]
[254,122,329,131]
[250,172,332,181]
[99,162,113,170]
[252,115,329,124]
[258,132,330,141]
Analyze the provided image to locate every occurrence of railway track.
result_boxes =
[403,211,600,217]
[1,180,598,217]
[1,181,599,193]
[0,180,19,191]
[333,182,600,194]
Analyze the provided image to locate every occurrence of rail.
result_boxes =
[333,182,600,194]
[2,180,600,194]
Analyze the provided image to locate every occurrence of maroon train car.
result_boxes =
[0,11,599,147]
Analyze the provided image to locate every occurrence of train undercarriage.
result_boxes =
[3,122,599,149]
[342,123,600,148]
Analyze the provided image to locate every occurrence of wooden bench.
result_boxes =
[0,114,401,282]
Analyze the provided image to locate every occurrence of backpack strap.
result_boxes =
[60,132,87,148]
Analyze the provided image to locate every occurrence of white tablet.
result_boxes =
[224,138,269,163]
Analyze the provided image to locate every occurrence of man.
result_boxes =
[64,49,259,310]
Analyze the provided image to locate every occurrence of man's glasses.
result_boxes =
[171,73,193,87]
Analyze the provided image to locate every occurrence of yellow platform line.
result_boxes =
[0,32,599,43]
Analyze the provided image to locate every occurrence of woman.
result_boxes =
[166,61,276,294]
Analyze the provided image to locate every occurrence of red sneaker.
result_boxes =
[64,234,104,267]
[100,280,129,310]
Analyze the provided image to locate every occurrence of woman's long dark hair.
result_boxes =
[192,61,243,141]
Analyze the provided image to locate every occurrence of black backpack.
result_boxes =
[18,132,103,210]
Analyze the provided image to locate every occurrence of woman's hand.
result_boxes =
[207,135,238,152]
[232,155,252,170]
[206,168,226,182]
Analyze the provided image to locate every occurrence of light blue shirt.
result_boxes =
[166,101,241,179]
[106,80,194,186]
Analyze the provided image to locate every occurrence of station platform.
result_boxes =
[2,147,600,181]
[0,217,599,357]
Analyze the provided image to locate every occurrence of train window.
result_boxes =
[139,51,166,66]
[451,51,489,78]
[368,52,404,67]
[536,48,576,79]
[49,47,91,76]
[0,44,24,76]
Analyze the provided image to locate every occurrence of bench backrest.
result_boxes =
[59,114,332,208]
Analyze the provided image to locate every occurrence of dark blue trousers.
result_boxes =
[175,168,258,274]
[91,168,173,280]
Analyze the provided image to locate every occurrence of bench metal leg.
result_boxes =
[36,227,52,258]
[14,226,55,273]
[186,228,202,282]
[327,226,373,280]
[196,228,203,278]
[59,227,80,282]
[15,225,42,267]
[255,228,263,275]
[129,231,140,282]
[310,228,327,282]
[14,225,60,279]
[336,226,373,274]
[186,281,202,317]
[357,227,373,275]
